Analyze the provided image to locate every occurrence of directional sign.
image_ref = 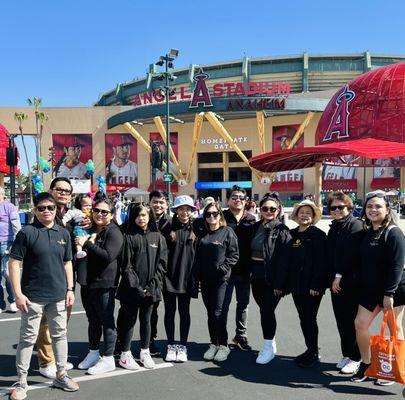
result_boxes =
[163,172,174,182]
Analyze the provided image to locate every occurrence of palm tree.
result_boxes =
[14,112,32,205]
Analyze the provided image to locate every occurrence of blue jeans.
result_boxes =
[0,241,15,309]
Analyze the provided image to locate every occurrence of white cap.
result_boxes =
[171,195,197,211]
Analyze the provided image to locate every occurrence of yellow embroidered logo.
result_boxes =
[292,239,301,248]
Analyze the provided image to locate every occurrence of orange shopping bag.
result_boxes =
[365,310,405,384]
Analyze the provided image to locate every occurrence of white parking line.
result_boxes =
[0,310,86,323]
[0,362,173,395]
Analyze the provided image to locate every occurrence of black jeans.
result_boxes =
[201,281,228,346]
[222,274,250,339]
[81,286,117,357]
[251,278,281,340]
[150,301,159,341]
[331,288,361,361]
[292,293,323,354]
[117,297,154,350]
[163,291,191,345]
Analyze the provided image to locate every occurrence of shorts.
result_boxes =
[359,283,405,312]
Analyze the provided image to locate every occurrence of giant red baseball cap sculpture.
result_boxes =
[250,62,405,172]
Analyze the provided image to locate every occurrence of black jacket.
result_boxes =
[288,225,327,295]
[164,216,197,294]
[223,209,257,276]
[157,213,172,238]
[326,213,363,288]
[251,220,291,290]
[117,228,167,302]
[193,226,239,290]
[83,222,124,288]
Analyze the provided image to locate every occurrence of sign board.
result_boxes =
[163,172,174,183]
[195,181,252,190]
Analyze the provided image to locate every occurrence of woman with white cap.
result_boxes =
[163,196,198,363]
[288,200,327,368]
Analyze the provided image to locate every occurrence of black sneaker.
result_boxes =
[232,336,252,351]
[297,352,320,368]
[149,340,161,356]
[351,362,372,382]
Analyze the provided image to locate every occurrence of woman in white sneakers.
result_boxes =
[163,196,197,362]
[116,203,167,370]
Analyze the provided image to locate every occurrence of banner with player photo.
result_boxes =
[105,133,138,187]
[53,134,93,180]
[149,132,179,192]
[272,125,304,182]
[373,158,400,178]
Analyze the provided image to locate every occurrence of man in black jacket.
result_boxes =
[222,186,256,351]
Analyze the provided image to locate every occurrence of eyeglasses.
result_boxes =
[329,205,347,211]
[92,208,111,217]
[205,211,220,218]
[53,187,72,195]
[261,206,278,213]
[36,205,57,212]
[230,195,246,201]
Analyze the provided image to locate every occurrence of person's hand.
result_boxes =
[331,277,341,294]
[66,291,75,307]
[80,215,92,230]
[144,290,153,297]
[16,295,31,314]
[383,295,394,312]
[75,236,88,247]
[274,289,283,296]
[309,289,320,296]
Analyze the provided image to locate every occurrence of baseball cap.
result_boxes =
[111,135,133,147]
[61,135,84,148]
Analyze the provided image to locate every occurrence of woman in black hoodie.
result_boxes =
[288,200,326,368]
[193,202,239,363]
[163,196,198,363]
[116,203,167,370]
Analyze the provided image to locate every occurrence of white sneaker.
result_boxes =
[272,338,277,354]
[165,345,177,362]
[39,364,57,379]
[176,345,188,363]
[87,356,115,375]
[9,302,18,313]
[341,359,361,374]
[336,356,350,369]
[119,351,139,370]
[65,362,74,370]
[214,345,230,362]
[140,349,155,369]
[256,340,275,364]
[78,350,100,370]
[203,344,219,361]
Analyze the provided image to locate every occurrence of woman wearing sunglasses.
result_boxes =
[193,202,239,362]
[75,198,124,375]
[116,203,167,370]
[351,192,405,384]
[250,193,291,364]
[288,200,326,368]
[326,192,363,374]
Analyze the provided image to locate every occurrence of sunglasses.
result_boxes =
[92,207,111,217]
[53,187,72,195]
[36,205,57,212]
[261,206,278,213]
[329,205,347,211]
[366,192,386,200]
[206,211,220,218]
[230,195,246,201]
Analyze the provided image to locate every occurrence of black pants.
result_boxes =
[222,274,250,339]
[292,293,322,354]
[117,297,154,350]
[163,291,191,345]
[201,281,228,346]
[81,286,117,357]
[331,288,361,361]
[251,279,281,340]
[150,301,159,341]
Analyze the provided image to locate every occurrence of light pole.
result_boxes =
[155,49,179,207]
[6,134,18,205]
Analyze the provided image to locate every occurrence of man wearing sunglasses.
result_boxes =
[8,193,79,399]
[222,186,256,351]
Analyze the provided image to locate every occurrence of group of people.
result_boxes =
[2,179,405,400]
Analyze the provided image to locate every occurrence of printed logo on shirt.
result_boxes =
[212,240,223,246]
[149,243,158,248]
[57,239,67,245]
[292,239,301,248]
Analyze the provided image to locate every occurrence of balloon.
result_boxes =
[39,156,51,173]
[32,174,45,195]
[86,159,95,176]
[96,176,106,194]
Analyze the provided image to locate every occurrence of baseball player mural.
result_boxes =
[105,134,138,186]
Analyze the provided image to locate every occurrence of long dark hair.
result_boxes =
[121,202,158,234]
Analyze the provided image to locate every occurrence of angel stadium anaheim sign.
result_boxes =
[132,69,290,111]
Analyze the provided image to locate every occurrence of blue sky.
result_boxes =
[2,0,405,171]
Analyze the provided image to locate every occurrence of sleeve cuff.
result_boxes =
[335,273,343,279]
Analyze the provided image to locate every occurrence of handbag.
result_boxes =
[365,309,405,384]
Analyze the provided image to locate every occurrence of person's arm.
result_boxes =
[10,205,21,238]
[64,260,75,306]
[218,229,239,275]
[274,228,292,295]
[9,258,31,313]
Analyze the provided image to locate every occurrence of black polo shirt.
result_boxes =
[10,219,72,302]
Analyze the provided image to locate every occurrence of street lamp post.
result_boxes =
[6,135,18,205]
